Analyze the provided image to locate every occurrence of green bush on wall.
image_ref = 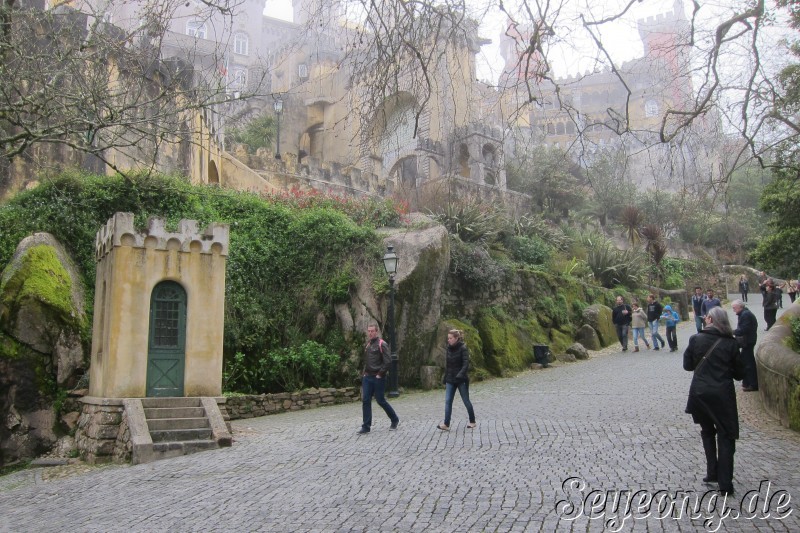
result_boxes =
[0,172,405,394]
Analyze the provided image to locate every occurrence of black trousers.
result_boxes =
[695,412,736,492]
[665,326,677,350]
[765,308,778,330]
[740,344,758,390]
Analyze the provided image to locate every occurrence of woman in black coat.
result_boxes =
[437,329,476,431]
[683,306,745,495]
[763,281,779,330]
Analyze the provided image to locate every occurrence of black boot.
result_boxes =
[701,434,718,482]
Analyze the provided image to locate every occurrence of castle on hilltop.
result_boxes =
[3,0,722,201]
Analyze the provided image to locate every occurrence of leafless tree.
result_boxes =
[328,0,790,186]
[0,0,268,188]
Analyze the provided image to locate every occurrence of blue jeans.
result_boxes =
[649,320,665,348]
[361,375,398,430]
[694,315,703,333]
[444,382,476,426]
[632,327,647,347]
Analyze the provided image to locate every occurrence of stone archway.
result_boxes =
[208,160,219,185]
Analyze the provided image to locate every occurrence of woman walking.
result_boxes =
[438,329,476,431]
[738,275,749,303]
[683,307,745,496]
[763,281,779,330]
[631,302,650,352]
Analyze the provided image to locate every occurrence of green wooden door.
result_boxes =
[146,281,186,397]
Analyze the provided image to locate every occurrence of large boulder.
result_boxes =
[0,233,87,466]
[575,324,601,350]
[566,343,590,360]
[582,304,615,347]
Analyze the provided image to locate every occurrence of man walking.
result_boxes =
[732,300,759,392]
[612,296,632,352]
[691,286,706,333]
[646,294,665,351]
[700,289,721,318]
[358,324,399,434]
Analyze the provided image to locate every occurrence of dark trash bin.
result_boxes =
[533,344,550,368]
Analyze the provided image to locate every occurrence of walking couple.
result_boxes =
[358,325,476,434]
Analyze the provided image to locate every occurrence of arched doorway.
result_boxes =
[146,281,187,397]
[208,160,219,185]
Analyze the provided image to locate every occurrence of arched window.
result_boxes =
[234,32,249,56]
[187,20,207,39]
[231,68,247,89]
[556,123,565,135]
[547,123,555,135]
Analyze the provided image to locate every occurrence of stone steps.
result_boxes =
[144,407,206,419]
[147,417,210,431]
[126,397,232,464]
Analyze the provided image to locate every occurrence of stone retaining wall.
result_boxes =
[756,302,800,431]
[224,387,360,420]
[74,397,127,464]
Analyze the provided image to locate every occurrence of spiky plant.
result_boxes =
[618,205,645,246]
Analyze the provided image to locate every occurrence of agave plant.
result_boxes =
[582,232,646,288]
[428,198,511,244]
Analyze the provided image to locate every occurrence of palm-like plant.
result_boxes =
[618,205,645,246]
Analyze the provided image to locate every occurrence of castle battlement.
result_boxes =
[94,212,229,261]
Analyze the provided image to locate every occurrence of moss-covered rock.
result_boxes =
[0,236,87,386]
[549,328,574,355]
[582,304,615,347]
[388,223,450,387]
[475,307,547,374]
[0,234,87,467]
[575,324,601,350]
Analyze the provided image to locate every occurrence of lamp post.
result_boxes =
[273,97,283,160]
[382,245,400,398]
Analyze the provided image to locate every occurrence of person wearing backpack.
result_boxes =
[437,329,476,431]
[661,304,681,352]
[358,324,399,434]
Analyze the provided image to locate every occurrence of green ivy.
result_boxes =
[0,172,404,393]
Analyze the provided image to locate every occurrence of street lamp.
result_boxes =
[382,245,400,398]
[273,97,283,160]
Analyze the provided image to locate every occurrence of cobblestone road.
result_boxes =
[1,295,799,532]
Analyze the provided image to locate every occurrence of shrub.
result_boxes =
[505,235,552,266]
[449,237,507,288]
[223,341,341,393]
[789,316,800,353]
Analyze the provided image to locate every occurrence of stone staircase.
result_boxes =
[125,397,232,464]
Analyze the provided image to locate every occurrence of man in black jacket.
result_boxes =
[646,294,665,351]
[733,299,759,392]
[612,296,632,351]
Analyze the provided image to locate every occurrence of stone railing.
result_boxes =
[756,302,800,431]
[224,387,360,420]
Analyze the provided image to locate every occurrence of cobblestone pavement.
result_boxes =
[1,296,799,532]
